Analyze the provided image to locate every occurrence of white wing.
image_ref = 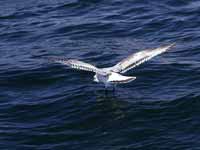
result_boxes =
[111,43,175,73]
[48,57,107,75]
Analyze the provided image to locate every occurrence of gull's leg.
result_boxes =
[104,83,110,96]
[112,84,115,92]
[104,84,108,95]
[112,84,117,94]
[104,86,108,96]
[105,87,108,95]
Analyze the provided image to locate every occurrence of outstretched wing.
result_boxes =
[47,57,107,75]
[111,43,175,73]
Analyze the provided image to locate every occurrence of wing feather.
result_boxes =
[111,43,175,73]
[47,57,107,75]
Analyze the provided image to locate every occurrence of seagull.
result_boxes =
[48,43,175,88]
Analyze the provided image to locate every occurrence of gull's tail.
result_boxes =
[108,72,136,84]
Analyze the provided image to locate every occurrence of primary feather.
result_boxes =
[47,57,107,76]
[110,43,175,73]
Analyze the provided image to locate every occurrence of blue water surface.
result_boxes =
[0,0,200,149]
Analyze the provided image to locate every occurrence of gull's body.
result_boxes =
[48,43,175,88]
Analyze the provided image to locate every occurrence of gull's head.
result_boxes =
[93,74,99,82]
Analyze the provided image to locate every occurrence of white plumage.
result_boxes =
[48,43,175,87]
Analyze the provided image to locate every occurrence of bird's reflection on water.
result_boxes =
[91,89,132,121]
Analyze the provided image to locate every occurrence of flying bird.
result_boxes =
[48,43,175,88]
